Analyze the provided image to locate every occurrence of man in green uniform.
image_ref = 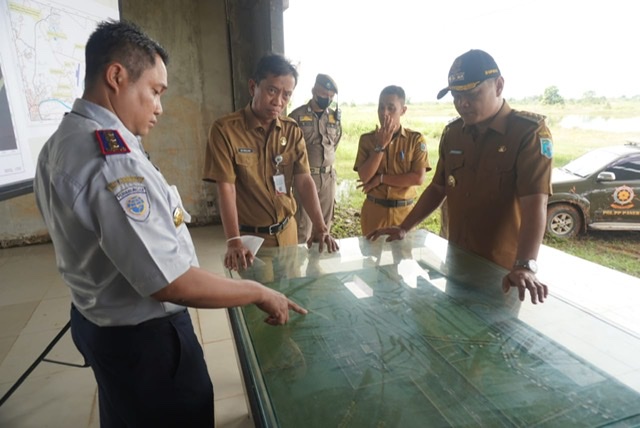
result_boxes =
[289,74,342,244]
[368,50,553,305]
[203,54,338,272]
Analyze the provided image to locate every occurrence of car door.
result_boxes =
[592,154,640,224]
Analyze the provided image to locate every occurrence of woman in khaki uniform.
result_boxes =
[353,85,430,235]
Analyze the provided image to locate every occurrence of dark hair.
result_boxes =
[380,85,406,104]
[252,54,298,86]
[84,20,169,89]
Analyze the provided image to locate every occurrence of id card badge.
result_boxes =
[273,174,287,195]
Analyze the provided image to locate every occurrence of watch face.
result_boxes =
[515,259,538,273]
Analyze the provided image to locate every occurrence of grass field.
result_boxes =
[330,99,640,278]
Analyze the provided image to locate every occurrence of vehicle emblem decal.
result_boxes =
[611,185,635,209]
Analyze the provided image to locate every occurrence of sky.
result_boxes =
[284,0,639,105]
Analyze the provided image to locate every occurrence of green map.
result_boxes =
[240,264,640,427]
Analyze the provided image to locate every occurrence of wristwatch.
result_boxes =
[513,259,538,273]
[374,145,385,153]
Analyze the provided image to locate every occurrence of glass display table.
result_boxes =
[227,230,640,427]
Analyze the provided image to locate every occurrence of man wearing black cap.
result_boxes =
[289,74,342,244]
[368,49,553,305]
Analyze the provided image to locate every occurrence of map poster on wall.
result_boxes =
[0,0,119,196]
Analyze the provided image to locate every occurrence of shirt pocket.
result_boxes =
[482,151,517,198]
[445,154,465,176]
[326,124,340,142]
[277,153,295,185]
[235,153,259,183]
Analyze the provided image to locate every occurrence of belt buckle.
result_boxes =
[268,222,280,235]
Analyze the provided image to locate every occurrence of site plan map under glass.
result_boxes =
[234,246,640,427]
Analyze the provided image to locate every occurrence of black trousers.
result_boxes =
[70,305,214,428]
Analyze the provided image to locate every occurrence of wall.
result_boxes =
[0,0,286,247]
[120,0,233,225]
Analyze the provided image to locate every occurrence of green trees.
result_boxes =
[542,86,565,105]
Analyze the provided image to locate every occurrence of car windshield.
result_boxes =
[563,149,623,177]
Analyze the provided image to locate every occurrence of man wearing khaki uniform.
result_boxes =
[368,49,552,305]
[203,55,338,272]
[354,85,430,235]
[289,74,342,244]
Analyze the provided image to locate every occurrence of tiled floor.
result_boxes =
[0,225,254,428]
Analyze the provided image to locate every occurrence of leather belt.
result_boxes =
[366,194,415,208]
[240,217,290,235]
[309,166,332,174]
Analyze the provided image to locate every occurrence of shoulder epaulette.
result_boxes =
[404,127,421,137]
[95,130,130,155]
[280,115,297,123]
[279,116,300,128]
[513,110,546,124]
[446,116,463,127]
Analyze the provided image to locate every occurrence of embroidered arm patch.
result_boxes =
[540,138,553,159]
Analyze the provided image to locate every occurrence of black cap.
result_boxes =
[315,73,338,93]
[436,49,501,100]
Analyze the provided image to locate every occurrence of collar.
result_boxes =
[393,125,407,139]
[74,98,121,127]
[462,100,511,136]
[244,103,281,131]
[73,98,143,151]
[306,100,326,114]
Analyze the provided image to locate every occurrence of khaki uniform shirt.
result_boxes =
[288,102,342,243]
[203,104,310,241]
[288,102,341,168]
[354,126,430,234]
[433,101,553,269]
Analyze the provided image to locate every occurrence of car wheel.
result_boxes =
[546,204,583,238]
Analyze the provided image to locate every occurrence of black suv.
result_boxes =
[546,142,640,238]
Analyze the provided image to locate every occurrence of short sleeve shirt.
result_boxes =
[203,104,309,226]
[288,102,342,167]
[433,101,553,268]
[34,99,195,326]
[353,126,430,200]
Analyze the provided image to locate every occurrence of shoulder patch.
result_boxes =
[107,177,150,222]
[448,116,462,125]
[514,110,546,124]
[540,137,553,159]
[95,130,130,155]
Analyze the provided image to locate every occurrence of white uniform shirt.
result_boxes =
[34,99,196,326]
